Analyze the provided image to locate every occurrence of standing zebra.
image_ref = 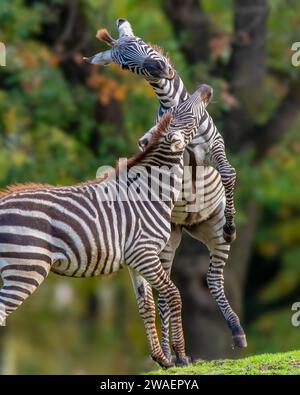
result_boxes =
[0,87,209,368]
[84,19,247,359]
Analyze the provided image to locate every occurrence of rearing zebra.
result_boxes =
[0,86,210,368]
[84,19,247,358]
[84,19,237,243]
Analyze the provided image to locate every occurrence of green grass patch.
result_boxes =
[148,350,300,375]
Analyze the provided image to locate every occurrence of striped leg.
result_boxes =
[186,202,247,348]
[157,224,182,360]
[127,268,172,368]
[127,250,188,366]
[211,141,237,243]
[0,258,50,326]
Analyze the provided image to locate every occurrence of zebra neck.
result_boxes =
[147,73,189,117]
[138,147,184,205]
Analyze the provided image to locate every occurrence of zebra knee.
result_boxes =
[221,165,236,186]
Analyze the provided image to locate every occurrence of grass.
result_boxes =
[148,350,300,375]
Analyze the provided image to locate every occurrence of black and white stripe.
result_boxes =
[85,18,247,356]
[0,88,207,367]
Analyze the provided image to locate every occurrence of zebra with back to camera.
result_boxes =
[84,18,247,359]
[0,86,210,368]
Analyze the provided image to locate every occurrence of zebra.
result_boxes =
[0,86,210,368]
[84,18,247,359]
[84,18,237,243]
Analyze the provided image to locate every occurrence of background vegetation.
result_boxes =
[0,0,300,374]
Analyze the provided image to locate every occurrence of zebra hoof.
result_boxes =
[223,224,236,243]
[171,355,192,367]
[232,334,247,348]
[152,354,174,369]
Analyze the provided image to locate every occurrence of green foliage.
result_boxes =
[0,0,300,374]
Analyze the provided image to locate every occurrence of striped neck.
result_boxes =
[137,142,185,206]
[141,143,183,167]
[146,73,189,118]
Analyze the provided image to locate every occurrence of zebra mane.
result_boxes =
[0,178,114,198]
[0,183,57,198]
[117,112,173,170]
[147,43,171,64]
[0,114,173,197]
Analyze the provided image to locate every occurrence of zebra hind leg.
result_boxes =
[0,258,50,326]
[207,261,247,348]
[207,225,247,347]
[186,205,247,349]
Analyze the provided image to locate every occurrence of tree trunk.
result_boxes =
[165,0,269,359]
[163,0,211,63]
[224,0,269,151]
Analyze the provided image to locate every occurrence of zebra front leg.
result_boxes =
[128,251,189,366]
[211,141,237,243]
[127,268,172,368]
[157,224,182,360]
[186,203,247,348]
[0,258,50,326]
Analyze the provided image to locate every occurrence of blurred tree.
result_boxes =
[161,0,300,360]
[0,0,300,373]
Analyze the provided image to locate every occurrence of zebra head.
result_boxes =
[149,84,213,152]
[83,19,175,80]
[140,84,213,151]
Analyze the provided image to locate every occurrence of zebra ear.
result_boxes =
[198,84,213,107]
[96,29,117,47]
[83,50,113,66]
[116,18,134,37]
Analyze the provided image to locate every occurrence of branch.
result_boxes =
[54,0,78,49]
[224,0,269,151]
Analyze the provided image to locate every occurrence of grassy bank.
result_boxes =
[148,350,300,375]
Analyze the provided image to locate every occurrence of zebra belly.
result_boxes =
[51,247,124,278]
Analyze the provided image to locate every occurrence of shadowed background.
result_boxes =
[0,0,300,374]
